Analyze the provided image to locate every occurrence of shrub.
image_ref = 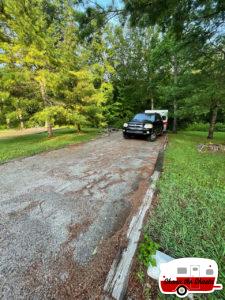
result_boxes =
[138,234,159,267]
[185,122,225,132]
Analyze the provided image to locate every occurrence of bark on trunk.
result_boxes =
[18,113,24,130]
[207,104,218,139]
[151,98,154,110]
[47,121,53,138]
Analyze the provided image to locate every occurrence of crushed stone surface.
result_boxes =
[0,132,164,299]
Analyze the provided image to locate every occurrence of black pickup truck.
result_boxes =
[123,112,163,142]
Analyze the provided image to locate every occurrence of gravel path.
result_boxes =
[0,132,165,299]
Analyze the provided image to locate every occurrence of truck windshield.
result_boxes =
[132,113,155,122]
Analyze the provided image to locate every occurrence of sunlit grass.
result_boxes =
[0,127,101,164]
[147,131,225,299]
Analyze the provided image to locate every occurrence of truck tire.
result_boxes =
[123,133,130,139]
[147,131,157,142]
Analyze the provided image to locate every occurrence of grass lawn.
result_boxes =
[0,127,101,164]
[0,127,45,137]
[146,131,225,299]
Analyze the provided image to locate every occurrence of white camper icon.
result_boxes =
[159,257,222,298]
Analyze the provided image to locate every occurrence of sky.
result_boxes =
[82,0,123,9]
[79,0,124,23]
[96,0,123,8]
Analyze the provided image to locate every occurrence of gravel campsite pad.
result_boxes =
[0,132,164,299]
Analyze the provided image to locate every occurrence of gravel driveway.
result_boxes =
[0,132,165,299]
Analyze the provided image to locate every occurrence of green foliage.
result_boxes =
[137,234,159,267]
[147,131,225,299]
[136,268,145,284]
[105,23,225,134]
[6,111,22,127]
[0,0,225,137]
[124,0,225,44]
[30,106,68,126]
[185,122,225,132]
[0,0,113,133]
[66,111,88,127]
[118,0,225,136]
[109,27,165,116]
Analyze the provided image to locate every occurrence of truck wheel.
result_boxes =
[147,131,157,142]
[123,133,129,139]
[176,285,187,297]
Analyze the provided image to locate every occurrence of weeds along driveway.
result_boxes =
[0,132,164,299]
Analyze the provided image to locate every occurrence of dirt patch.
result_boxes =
[24,218,130,300]
[197,143,225,153]
[51,229,128,299]
[126,257,159,300]
[67,220,93,242]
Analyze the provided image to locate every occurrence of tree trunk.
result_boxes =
[207,104,218,139]
[6,118,10,128]
[47,121,53,138]
[151,98,154,110]
[18,113,24,130]
[77,123,81,133]
[173,99,177,133]
[172,55,178,133]
[39,81,53,137]
[20,120,24,130]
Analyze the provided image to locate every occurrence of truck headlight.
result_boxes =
[123,123,128,128]
[144,124,153,129]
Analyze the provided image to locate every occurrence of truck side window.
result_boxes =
[206,269,214,275]
[177,267,187,274]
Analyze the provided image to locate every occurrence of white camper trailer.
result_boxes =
[145,110,168,132]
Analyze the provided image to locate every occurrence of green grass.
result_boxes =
[147,131,225,299]
[0,127,101,164]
